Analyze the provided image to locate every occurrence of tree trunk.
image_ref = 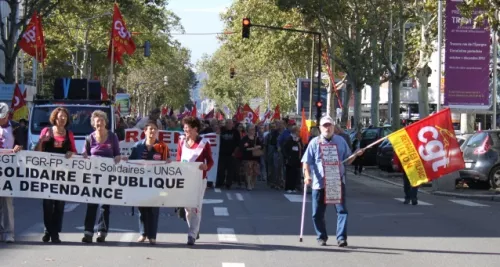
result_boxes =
[341,84,352,127]
[391,80,401,131]
[416,65,431,119]
[353,87,362,131]
[370,81,380,126]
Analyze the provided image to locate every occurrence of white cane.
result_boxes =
[299,182,307,242]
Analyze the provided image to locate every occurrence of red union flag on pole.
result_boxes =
[19,11,47,64]
[107,3,136,64]
[388,108,465,187]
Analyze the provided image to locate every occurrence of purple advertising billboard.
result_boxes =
[444,0,490,108]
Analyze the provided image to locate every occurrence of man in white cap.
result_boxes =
[301,115,364,247]
[0,102,26,243]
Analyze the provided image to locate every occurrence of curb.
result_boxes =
[355,170,500,201]
[431,191,500,202]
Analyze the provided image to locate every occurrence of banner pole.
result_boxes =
[436,0,443,112]
[341,136,386,164]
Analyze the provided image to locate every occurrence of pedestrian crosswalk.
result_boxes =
[282,193,494,208]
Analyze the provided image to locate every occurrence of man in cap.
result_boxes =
[0,102,27,243]
[301,115,363,247]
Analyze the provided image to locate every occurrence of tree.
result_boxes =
[277,0,390,130]
[460,0,500,31]
[199,0,314,114]
[0,0,60,84]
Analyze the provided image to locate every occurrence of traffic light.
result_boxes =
[315,100,323,120]
[242,18,251,38]
[230,67,235,78]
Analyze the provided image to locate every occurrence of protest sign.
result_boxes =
[320,143,342,204]
[0,150,203,207]
[119,129,220,183]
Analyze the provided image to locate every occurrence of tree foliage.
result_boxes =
[198,0,314,114]
[3,0,194,110]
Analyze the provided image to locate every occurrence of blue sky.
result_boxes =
[168,0,233,67]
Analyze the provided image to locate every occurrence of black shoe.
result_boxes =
[51,236,61,244]
[317,239,327,246]
[412,199,418,205]
[403,199,410,205]
[81,235,93,243]
[96,235,106,243]
[42,233,50,243]
[196,233,200,240]
[338,240,348,247]
[187,236,195,246]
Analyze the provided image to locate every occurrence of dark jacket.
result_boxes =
[129,139,169,160]
[10,120,27,149]
[283,135,303,166]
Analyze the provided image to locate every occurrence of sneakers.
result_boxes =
[187,236,196,246]
[317,239,327,246]
[5,235,14,243]
[338,240,348,247]
[286,190,293,193]
[411,199,418,205]
[149,238,156,245]
[403,199,410,205]
[137,235,147,242]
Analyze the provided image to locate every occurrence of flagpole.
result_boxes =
[35,45,38,95]
[108,38,114,98]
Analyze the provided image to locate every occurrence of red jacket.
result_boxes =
[176,137,214,179]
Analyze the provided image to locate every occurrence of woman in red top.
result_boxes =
[35,107,77,243]
[176,116,214,246]
[392,153,419,205]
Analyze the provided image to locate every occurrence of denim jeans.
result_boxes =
[43,199,65,237]
[138,207,160,239]
[84,204,110,236]
[403,174,419,200]
[311,185,348,242]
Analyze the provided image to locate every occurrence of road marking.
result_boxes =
[20,222,44,237]
[394,198,433,206]
[222,263,245,267]
[235,193,244,201]
[284,194,309,203]
[361,212,424,218]
[119,233,135,246]
[214,188,222,193]
[449,199,489,207]
[203,199,224,204]
[226,193,233,200]
[64,203,80,212]
[213,207,229,216]
[217,228,237,242]
[75,226,134,232]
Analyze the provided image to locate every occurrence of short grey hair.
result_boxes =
[90,110,108,128]
[246,123,255,132]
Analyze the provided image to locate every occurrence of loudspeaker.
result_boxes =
[53,78,89,100]
[88,80,101,100]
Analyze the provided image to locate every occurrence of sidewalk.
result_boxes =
[351,166,500,202]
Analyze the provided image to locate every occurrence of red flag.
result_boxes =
[190,102,197,117]
[10,84,29,121]
[271,105,281,121]
[107,3,136,64]
[205,109,215,119]
[161,106,168,116]
[18,11,47,64]
[389,108,465,187]
[242,104,258,124]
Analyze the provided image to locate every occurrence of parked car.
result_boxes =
[459,130,500,188]
[376,139,394,171]
[360,126,392,166]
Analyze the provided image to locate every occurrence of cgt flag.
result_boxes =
[388,108,465,187]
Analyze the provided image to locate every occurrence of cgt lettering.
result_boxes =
[417,126,448,172]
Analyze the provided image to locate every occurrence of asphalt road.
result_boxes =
[2,174,500,267]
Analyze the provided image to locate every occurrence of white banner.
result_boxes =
[320,143,342,204]
[119,129,220,183]
[0,150,203,207]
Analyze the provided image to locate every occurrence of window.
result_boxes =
[465,132,489,148]
[30,106,112,136]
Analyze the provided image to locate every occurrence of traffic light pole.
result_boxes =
[249,23,322,126]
